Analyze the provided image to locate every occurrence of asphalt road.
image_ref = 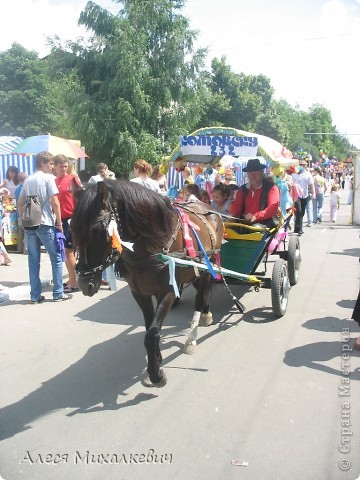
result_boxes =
[0,196,359,480]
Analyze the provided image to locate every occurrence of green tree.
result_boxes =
[0,43,58,137]
[271,99,310,151]
[305,105,351,161]
[48,0,207,177]
[196,57,277,133]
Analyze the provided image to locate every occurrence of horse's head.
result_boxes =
[72,181,120,297]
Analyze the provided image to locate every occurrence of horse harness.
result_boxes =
[163,202,221,261]
[76,198,223,279]
[76,200,123,279]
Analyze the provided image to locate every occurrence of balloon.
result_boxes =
[159,163,168,175]
[272,165,285,177]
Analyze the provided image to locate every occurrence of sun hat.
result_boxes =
[243,158,266,172]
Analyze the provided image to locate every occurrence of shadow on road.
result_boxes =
[0,326,152,441]
[0,281,248,442]
[302,316,359,333]
[240,307,278,324]
[284,315,360,380]
[329,247,360,258]
[336,299,357,310]
[284,341,360,380]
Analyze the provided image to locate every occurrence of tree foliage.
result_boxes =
[0,43,58,136]
[0,1,353,171]
[46,0,207,177]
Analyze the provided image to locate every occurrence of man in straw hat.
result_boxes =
[230,158,280,228]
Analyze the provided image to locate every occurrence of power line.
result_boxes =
[205,32,353,53]
[304,133,360,136]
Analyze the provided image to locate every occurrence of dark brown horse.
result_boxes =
[72,180,224,387]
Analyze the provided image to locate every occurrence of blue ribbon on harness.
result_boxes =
[164,256,180,297]
[190,227,217,279]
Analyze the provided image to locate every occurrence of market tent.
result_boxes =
[0,136,23,155]
[164,126,297,190]
[0,135,89,180]
[0,154,36,180]
[0,136,37,179]
[166,126,295,167]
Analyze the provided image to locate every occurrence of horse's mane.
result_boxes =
[72,179,176,254]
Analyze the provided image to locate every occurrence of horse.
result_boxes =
[71,179,224,387]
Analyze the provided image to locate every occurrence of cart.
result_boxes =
[163,126,300,317]
[220,212,301,317]
[162,210,300,318]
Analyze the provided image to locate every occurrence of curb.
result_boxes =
[0,278,53,304]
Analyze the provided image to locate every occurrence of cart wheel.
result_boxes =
[172,283,184,308]
[287,235,301,285]
[271,259,290,317]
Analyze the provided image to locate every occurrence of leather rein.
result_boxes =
[76,200,222,279]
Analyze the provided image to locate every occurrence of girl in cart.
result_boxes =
[211,183,232,215]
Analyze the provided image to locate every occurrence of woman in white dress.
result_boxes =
[131,159,161,193]
[151,165,168,195]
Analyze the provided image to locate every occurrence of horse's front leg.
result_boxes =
[131,291,154,331]
[184,273,213,355]
[134,290,175,387]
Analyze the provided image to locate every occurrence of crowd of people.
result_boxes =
[0,153,83,301]
[0,155,357,338]
[158,158,354,235]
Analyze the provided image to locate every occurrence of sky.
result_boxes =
[1,0,360,148]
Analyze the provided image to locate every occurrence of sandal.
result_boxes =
[63,286,80,293]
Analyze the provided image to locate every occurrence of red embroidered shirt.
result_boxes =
[230,183,280,222]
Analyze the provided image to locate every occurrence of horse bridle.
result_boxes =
[76,200,122,279]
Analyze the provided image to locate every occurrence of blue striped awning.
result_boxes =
[166,164,247,190]
[166,166,185,190]
[0,154,36,179]
[0,136,24,155]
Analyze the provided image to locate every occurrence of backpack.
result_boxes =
[22,192,42,229]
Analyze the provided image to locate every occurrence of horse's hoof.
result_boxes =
[183,340,196,355]
[199,312,213,326]
[142,375,154,388]
[152,370,167,388]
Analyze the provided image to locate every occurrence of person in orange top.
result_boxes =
[230,158,280,228]
[54,154,82,292]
